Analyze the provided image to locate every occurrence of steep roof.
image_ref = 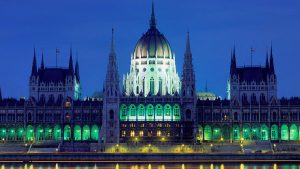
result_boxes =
[38,68,70,83]
[235,66,269,82]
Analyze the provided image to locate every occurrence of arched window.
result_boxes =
[242,93,247,103]
[146,104,154,121]
[136,86,139,94]
[173,104,181,121]
[150,77,155,94]
[109,110,114,120]
[260,93,266,103]
[251,93,256,104]
[155,104,163,121]
[159,78,162,95]
[74,125,81,141]
[129,105,136,116]
[120,104,127,121]
[186,109,191,120]
[138,105,145,116]
[234,112,238,121]
[91,125,99,141]
[142,78,145,93]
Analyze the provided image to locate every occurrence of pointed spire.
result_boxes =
[232,45,236,64]
[31,48,37,76]
[205,82,208,92]
[75,52,80,82]
[270,44,275,73]
[230,46,237,74]
[265,48,269,69]
[185,31,191,55]
[41,49,45,70]
[110,28,116,55]
[149,0,156,28]
[105,28,120,97]
[69,48,74,74]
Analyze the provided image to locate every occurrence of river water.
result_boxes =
[0,163,299,169]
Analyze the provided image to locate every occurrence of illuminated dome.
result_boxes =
[123,3,181,96]
[133,27,173,59]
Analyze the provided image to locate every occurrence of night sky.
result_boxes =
[0,0,300,99]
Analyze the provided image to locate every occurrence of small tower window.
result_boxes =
[150,77,154,94]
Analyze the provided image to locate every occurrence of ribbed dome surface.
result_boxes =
[133,27,172,59]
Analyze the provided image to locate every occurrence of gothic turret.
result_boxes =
[41,50,45,70]
[75,57,80,82]
[230,46,237,75]
[104,28,119,95]
[31,48,37,76]
[265,49,269,70]
[68,48,74,75]
[270,45,275,74]
[182,32,195,97]
[101,28,120,144]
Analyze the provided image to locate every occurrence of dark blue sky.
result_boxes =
[0,0,300,98]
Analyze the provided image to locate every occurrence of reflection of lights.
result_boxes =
[182,164,185,169]
[240,163,245,169]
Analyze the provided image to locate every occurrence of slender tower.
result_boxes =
[181,32,196,141]
[29,48,39,100]
[100,28,120,144]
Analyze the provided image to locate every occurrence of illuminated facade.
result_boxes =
[101,3,196,144]
[1,1,300,152]
[29,48,81,103]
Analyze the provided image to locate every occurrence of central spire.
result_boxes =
[149,0,156,28]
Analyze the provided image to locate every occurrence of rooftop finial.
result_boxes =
[150,0,156,28]
[41,49,45,70]
[185,31,191,55]
[110,27,115,55]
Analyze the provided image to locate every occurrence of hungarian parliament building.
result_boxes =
[0,4,299,149]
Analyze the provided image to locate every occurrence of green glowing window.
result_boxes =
[271,124,278,140]
[91,125,99,141]
[174,105,180,116]
[8,128,15,140]
[36,126,44,140]
[17,127,24,140]
[281,124,289,141]
[129,105,136,116]
[54,125,61,141]
[204,125,212,141]
[64,125,71,141]
[213,127,221,141]
[164,105,171,116]
[138,105,145,116]
[156,105,163,116]
[0,128,6,140]
[251,126,260,140]
[243,125,251,140]
[26,125,34,141]
[232,125,240,141]
[290,124,298,141]
[45,127,52,140]
[147,104,154,116]
[74,125,81,141]
[82,125,90,141]
[260,124,269,141]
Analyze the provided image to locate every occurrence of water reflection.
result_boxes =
[0,163,300,169]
